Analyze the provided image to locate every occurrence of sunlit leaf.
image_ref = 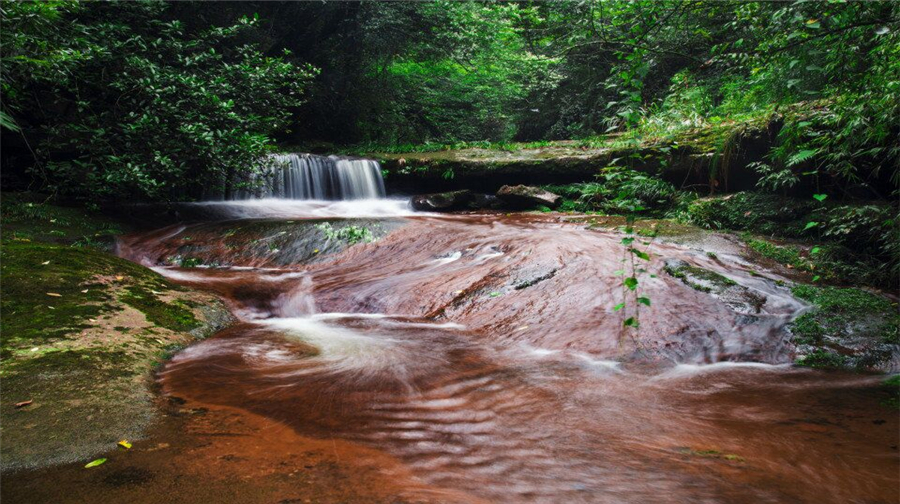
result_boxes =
[624,277,638,290]
[85,458,107,468]
[613,302,625,312]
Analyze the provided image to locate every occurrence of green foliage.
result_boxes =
[545,166,682,216]
[1,1,316,201]
[796,349,847,369]
[315,222,375,245]
[790,285,899,347]
[686,192,898,287]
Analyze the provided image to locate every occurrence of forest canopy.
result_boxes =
[1,0,898,200]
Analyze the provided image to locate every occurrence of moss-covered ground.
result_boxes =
[789,285,899,371]
[1,195,232,470]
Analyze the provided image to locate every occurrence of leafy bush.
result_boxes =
[544,167,681,215]
[1,2,317,201]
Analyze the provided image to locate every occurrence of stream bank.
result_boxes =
[0,194,233,470]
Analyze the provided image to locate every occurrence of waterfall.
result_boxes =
[225,154,386,200]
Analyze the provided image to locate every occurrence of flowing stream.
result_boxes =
[116,201,898,504]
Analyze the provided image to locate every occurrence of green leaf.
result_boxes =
[489,292,501,298]
[637,296,651,306]
[613,302,625,312]
[85,458,107,468]
[0,110,20,132]
[613,269,625,276]
[623,317,639,328]
[810,247,821,255]
[803,221,819,231]
[812,275,821,282]
[630,248,650,261]
[624,277,639,290]
[621,237,634,245]
[812,194,827,202]
[787,149,818,167]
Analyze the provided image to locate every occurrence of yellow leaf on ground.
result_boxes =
[115,276,124,281]
[46,292,62,297]
[84,458,107,468]
[118,440,132,449]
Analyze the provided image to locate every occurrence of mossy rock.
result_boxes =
[0,241,233,470]
[789,285,899,371]
[663,259,766,314]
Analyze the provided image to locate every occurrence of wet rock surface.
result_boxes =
[411,189,474,211]
[496,184,562,209]
[663,258,767,314]
[410,190,504,212]
[4,204,898,504]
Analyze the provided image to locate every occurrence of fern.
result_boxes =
[786,149,818,167]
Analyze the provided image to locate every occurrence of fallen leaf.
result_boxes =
[89,318,98,323]
[84,458,107,468]
[118,440,132,449]
[41,260,51,265]
[15,400,33,408]
[115,276,124,281]
[81,289,89,294]
[46,292,62,297]
[30,347,39,352]
[516,325,529,331]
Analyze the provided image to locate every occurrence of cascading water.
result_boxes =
[226,153,386,200]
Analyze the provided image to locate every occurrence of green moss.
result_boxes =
[745,237,805,267]
[790,313,825,345]
[790,285,899,345]
[2,243,115,344]
[4,349,134,379]
[796,349,848,368]
[0,241,185,353]
[882,375,900,410]
[664,262,736,293]
[121,286,199,332]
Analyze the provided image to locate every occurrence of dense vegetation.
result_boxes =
[2,1,898,202]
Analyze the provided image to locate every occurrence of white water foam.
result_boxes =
[178,198,418,219]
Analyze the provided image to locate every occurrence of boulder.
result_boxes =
[496,185,562,209]
[411,190,474,211]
